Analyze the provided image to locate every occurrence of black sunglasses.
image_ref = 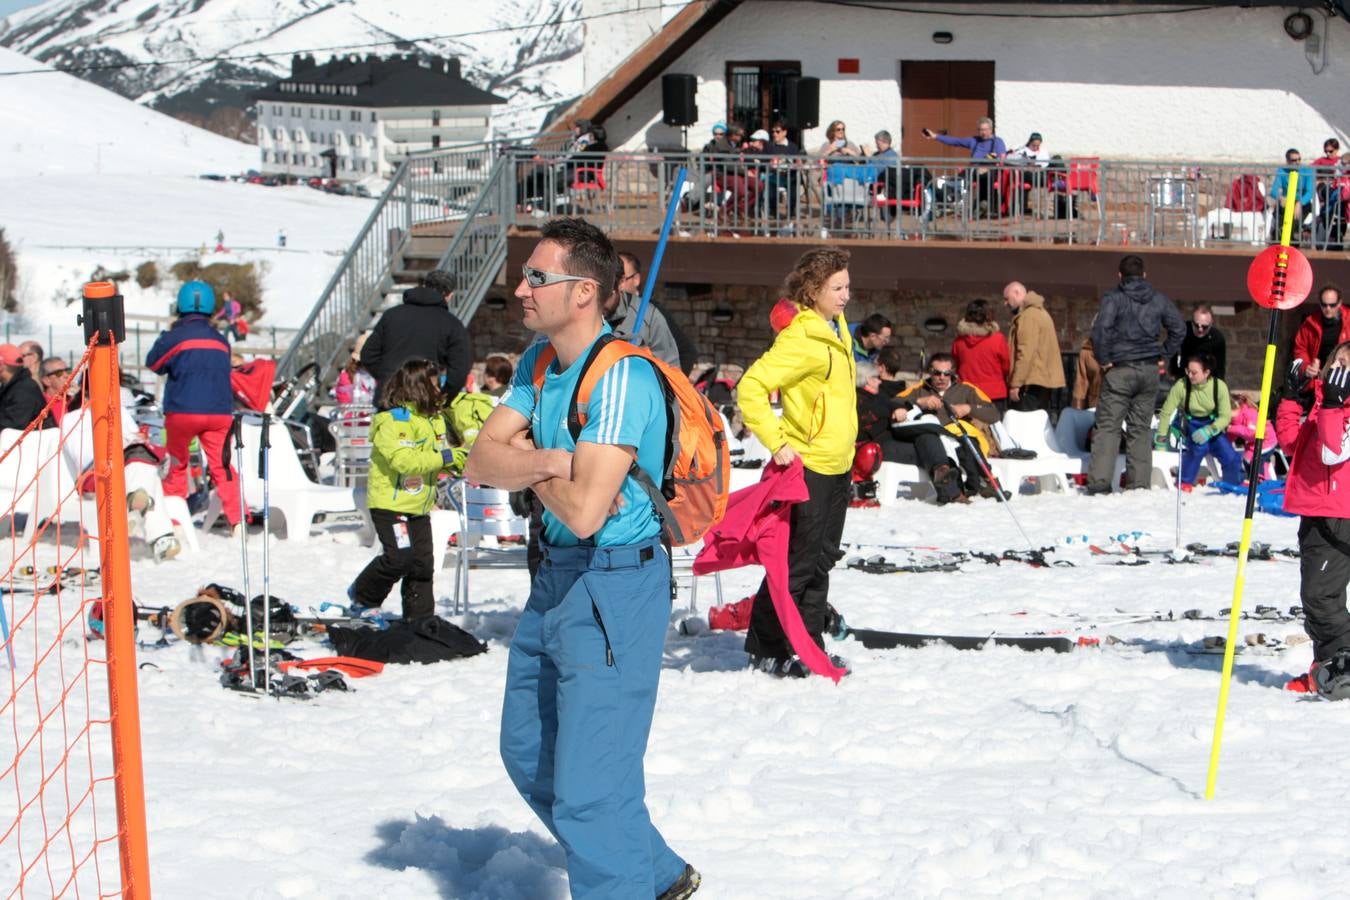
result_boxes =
[928,369,955,377]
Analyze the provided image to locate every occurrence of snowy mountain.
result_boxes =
[0,0,585,138]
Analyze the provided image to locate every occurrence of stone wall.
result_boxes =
[467,280,1295,392]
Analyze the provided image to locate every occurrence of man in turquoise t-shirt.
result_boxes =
[465,218,699,900]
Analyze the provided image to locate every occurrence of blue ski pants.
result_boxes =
[500,536,686,899]
[1180,416,1245,485]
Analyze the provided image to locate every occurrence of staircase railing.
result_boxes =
[442,155,513,325]
[275,140,506,407]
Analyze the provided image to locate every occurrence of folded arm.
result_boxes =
[463,405,571,490]
[532,441,635,539]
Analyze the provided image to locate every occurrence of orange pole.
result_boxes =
[83,281,152,897]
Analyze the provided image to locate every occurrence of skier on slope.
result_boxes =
[1276,345,1350,698]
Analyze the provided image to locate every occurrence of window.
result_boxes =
[432,110,441,127]
[352,134,362,147]
[339,158,347,170]
[309,108,316,118]
[349,109,359,121]
[272,104,281,115]
[726,60,802,134]
[273,127,282,140]
[292,129,302,141]
[431,135,440,149]
[332,132,340,144]
[370,111,377,122]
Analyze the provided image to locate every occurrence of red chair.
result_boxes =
[1048,157,1103,241]
[569,159,608,213]
[872,177,925,235]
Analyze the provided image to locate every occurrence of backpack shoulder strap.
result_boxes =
[531,345,555,390]
[569,335,651,440]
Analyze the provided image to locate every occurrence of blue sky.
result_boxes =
[0,0,39,17]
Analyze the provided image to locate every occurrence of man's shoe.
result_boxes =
[657,864,701,900]
[1083,484,1112,496]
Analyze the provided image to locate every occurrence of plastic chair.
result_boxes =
[450,480,529,614]
[203,414,357,543]
[0,428,62,541]
[875,461,934,504]
[988,410,1073,493]
[570,159,609,214]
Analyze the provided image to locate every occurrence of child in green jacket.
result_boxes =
[349,358,454,620]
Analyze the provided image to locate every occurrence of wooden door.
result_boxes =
[900,61,994,159]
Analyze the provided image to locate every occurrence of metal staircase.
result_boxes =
[276,141,512,411]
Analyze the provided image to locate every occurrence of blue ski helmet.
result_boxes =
[177,280,216,315]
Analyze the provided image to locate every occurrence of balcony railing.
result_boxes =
[507,151,1350,252]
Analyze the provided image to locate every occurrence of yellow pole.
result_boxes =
[1204,172,1299,800]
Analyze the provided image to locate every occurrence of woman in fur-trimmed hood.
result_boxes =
[950,298,1011,405]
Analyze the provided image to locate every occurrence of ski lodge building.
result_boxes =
[253,54,504,180]
[479,0,1350,388]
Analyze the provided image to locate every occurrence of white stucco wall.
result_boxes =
[601,2,1350,162]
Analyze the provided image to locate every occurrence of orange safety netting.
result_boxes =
[1,330,148,898]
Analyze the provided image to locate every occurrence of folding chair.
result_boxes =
[449,480,529,614]
[328,405,375,488]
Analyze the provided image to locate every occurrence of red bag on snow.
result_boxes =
[708,597,754,631]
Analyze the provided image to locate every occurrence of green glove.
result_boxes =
[1191,425,1216,444]
[1153,435,1168,450]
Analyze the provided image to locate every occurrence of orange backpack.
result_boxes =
[531,334,730,546]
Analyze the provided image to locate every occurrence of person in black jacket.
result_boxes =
[1086,255,1185,494]
[1169,304,1227,379]
[361,270,471,408]
[0,343,48,432]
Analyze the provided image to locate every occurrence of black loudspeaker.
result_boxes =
[662,73,698,127]
[786,77,819,130]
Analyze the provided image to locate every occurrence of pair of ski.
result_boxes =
[840,625,1305,657]
[845,547,1070,574]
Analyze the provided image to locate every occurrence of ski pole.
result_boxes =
[1206,171,1312,800]
[233,414,255,688]
[938,395,1036,551]
[258,414,272,697]
[631,166,686,336]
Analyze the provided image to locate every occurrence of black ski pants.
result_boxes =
[885,431,947,471]
[352,508,435,619]
[745,467,851,660]
[1298,515,1350,662]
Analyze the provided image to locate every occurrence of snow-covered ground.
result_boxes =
[8,484,1341,898]
[0,46,375,359]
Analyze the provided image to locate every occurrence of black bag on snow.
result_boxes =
[326,615,488,665]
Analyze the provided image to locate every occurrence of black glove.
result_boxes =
[1281,358,1311,401]
[1322,366,1350,409]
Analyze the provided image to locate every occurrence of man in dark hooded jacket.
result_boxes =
[1086,255,1185,493]
[361,270,471,407]
[0,343,47,431]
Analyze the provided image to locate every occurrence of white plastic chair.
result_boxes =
[989,410,1074,493]
[203,414,357,543]
[875,461,934,504]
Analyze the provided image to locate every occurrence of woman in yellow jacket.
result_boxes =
[737,246,858,677]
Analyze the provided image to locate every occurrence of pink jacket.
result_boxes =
[1276,389,1350,518]
[693,459,848,682]
[1226,402,1277,462]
